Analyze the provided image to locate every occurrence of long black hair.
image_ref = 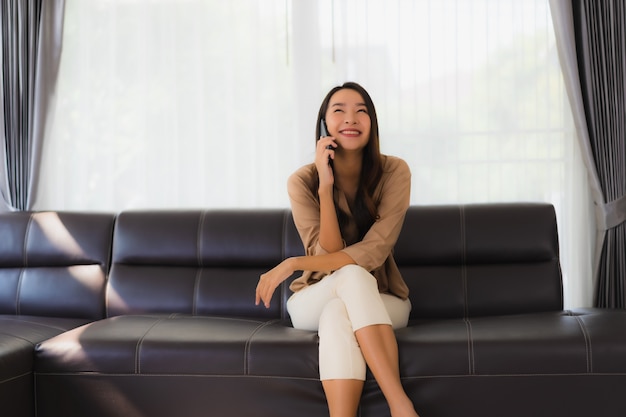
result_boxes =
[315,82,383,240]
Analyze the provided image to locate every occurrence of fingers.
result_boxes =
[255,274,274,309]
[316,137,336,173]
[324,144,335,162]
[255,260,294,309]
[317,137,336,154]
[255,283,268,308]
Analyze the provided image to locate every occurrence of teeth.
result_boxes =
[342,130,360,135]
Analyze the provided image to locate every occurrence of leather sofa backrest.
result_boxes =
[107,204,562,321]
[395,203,563,319]
[107,209,304,320]
[0,204,562,322]
[0,211,115,319]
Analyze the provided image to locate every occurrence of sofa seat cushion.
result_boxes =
[397,308,626,378]
[35,314,320,379]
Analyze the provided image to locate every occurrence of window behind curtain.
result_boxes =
[37,0,592,308]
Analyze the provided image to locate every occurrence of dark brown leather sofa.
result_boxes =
[0,212,116,417]
[1,203,625,417]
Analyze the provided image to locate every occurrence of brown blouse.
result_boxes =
[287,154,411,299]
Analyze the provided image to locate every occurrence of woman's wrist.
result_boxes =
[285,257,295,269]
[285,256,301,273]
[318,184,334,200]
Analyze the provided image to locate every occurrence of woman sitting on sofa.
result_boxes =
[256,81,419,417]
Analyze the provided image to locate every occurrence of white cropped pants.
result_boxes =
[287,264,411,380]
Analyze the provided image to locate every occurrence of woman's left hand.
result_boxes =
[255,258,295,308]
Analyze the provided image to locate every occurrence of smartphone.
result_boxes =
[319,119,333,167]
[320,119,329,138]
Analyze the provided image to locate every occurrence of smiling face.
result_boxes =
[325,88,372,154]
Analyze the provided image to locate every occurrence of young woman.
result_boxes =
[256,82,419,417]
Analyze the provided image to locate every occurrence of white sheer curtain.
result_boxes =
[37,0,593,308]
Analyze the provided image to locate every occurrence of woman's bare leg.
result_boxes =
[355,324,420,417]
[322,379,363,417]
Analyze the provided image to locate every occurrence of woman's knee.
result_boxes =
[381,293,411,329]
[334,264,378,292]
[318,299,353,338]
[318,299,365,380]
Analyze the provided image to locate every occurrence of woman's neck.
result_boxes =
[333,152,362,202]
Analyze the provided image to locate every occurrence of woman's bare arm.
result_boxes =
[255,251,355,308]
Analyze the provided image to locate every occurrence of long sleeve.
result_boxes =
[341,157,411,272]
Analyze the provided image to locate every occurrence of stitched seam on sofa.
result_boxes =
[192,212,208,316]
[460,205,468,319]
[0,371,32,385]
[104,270,111,318]
[197,211,207,269]
[186,315,266,325]
[36,371,626,379]
[15,214,35,315]
[32,372,324,381]
[398,372,626,380]
[0,316,75,332]
[14,268,25,315]
[0,330,37,346]
[573,315,593,373]
[135,317,168,374]
[244,319,281,375]
[192,269,202,316]
[464,318,475,375]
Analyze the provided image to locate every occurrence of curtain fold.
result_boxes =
[550,0,626,308]
[0,0,65,211]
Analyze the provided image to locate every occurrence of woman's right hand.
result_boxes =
[316,136,336,189]
[255,258,296,308]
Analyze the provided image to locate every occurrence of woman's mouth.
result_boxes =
[339,129,361,136]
